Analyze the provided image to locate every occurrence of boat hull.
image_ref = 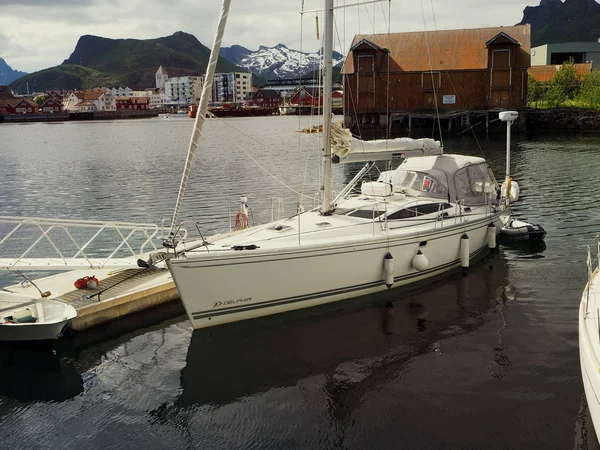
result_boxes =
[169,216,502,329]
[580,278,600,438]
[0,319,73,341]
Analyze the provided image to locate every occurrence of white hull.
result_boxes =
[580,266,600,438]
[0,292,77,341]
[169,213,503,329]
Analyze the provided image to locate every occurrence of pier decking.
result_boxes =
[3,268,178,331]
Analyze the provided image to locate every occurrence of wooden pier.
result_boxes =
[2,267,178,332]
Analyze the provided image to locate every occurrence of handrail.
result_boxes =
[0,216,181,270]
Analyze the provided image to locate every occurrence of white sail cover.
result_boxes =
[331,121,442,163]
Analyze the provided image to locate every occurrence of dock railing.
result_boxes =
[0,216,177,270]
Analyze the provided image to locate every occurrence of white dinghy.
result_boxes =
[0,291,77,341]
[580,236,600,437]
[157,0,519,330]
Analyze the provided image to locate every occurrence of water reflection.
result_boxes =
[573,394,600,450]
[0,345,83,402]
[153,252,508,414]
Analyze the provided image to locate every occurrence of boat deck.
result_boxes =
[2,267,178,331]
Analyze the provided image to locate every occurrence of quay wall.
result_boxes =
[0,110,159,123]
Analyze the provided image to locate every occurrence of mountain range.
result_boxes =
[219,44,345,80]
[6,0,600,93]
[0,58,27,85]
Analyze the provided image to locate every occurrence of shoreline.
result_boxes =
[0,110,158,123]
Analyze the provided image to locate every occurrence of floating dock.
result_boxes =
[2,268,178,331]
[4,269,179,331]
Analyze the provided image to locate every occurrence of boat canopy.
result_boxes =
[331,122,442,163]
[377,155,495,205]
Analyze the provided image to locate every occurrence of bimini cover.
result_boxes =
[378,155,494,205]
[331,122,442,163]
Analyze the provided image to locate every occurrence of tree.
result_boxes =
[579,69,600,108]
[527,74,545,108]
[546,59,581,107]
[33,94,47,106]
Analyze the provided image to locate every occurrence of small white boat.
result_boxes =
[580,235,600,438]
[499,218,546,241]
[0,291,77,341]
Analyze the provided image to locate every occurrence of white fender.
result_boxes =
[460,234,470,268]
[501,179,520,203]
[383,252,394,288]
[412,249,429,271]
[487,222,496,249]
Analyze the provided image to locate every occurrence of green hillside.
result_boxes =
[10,31,248,93]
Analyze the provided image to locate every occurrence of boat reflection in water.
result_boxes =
[0,345,83,402]
[152,251,510,415]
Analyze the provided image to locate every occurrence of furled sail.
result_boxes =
[330,121,442,163]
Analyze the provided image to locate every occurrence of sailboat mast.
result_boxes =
[321,0,334,214]
[170,0,231,231]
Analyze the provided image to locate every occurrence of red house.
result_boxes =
[252,89,282,108]
[115,97,149,111]
[0,99,9,114]
[290,87,322,107]
[39,98,63,113]
[6,98,38,114]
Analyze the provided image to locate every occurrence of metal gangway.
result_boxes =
[0,216,179,271]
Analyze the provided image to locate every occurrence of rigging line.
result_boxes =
[428,0,486,158]
[385,0,391,140]
[420,0,443,145]
[209,115,317,201]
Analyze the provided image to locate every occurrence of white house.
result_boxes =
[109,86,133,97]
[62,89,116,112]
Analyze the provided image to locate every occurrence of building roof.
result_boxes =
[256,89,281,99]
[74,89,108,101]
[529,63,593,82]
[76,101,94,107]
[341,24,531,73]
[7,98,37,108]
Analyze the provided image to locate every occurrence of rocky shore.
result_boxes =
[526,108,600,132]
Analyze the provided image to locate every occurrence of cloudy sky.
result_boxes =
[1,0,539,73]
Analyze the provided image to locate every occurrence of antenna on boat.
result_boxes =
[499,111,519,206]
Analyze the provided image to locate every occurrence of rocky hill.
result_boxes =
[10,31,247,93]
[519,0,600,47]
[0,58,27,85]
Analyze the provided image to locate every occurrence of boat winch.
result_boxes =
[412,249,429,271]
[383,252,394,288]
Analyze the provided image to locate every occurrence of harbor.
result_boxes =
[0,114,598,448]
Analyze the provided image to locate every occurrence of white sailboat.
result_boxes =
[580,236,600,437]
[160,0,516,330]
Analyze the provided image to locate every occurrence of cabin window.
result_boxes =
[348,208,385,219]
[398,171,448,197]
[453,164,493,205]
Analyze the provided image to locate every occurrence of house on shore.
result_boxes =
[341,24,531,129]
[252,89,282,108]
[63,89,116,112]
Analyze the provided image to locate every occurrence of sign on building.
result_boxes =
[442,95,456,105]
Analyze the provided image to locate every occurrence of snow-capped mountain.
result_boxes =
[0,58,27,85]
[220,43,344,80]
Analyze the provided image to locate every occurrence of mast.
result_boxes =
[321,0,334,214]
[170,0,231,231]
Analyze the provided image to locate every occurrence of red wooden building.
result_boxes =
[39,98,63,113]
[252,89,282,108]
[290,87,322,107]
[115,97,149,111]
[341,25,531,125]
[3,98,38,114]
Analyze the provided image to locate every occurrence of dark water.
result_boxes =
[0,117,599,449]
